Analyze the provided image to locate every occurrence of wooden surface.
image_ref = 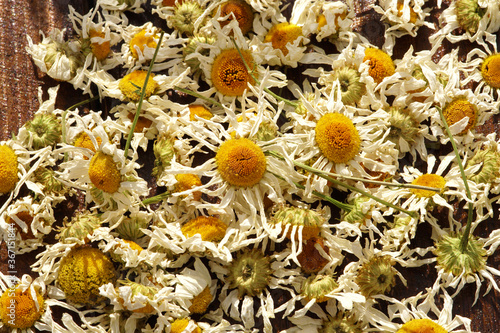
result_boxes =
[1,0,500,332]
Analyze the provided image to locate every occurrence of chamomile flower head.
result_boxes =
[181,215,228,242]
[0,283,44,330]
[57,245,117,306]
[169,0,206,36]
[270,203,326,241]
[355,254,398,297]
[22,114,61,151]
[301,274,339,303]
[264,22,304,57]
[0,145,19,195]
[119,70,160,102]
[211,48,256,97]
[363,47,396,84]
[329,66,366,106]
[1,196,54,254]
[26,28,85,83]
[466,140,500,185]
[173,258,214,314]
[114,209,152,242]
[319,311,367,333]
[216,0,255,34]
[182,35,216,78]
[57,212,102,244]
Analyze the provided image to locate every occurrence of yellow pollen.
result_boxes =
[129,29,157,59]
[181,216,228,242]
[188,104,213,121]
[315,113,361,164]
[396,318,447,333]
[170,318,202,333]
[88,151,121,193]
[74,132,103,158]
[188,286,212,314]
[0,286,44,329]
[126,112,153,132]
[175,173,203,201]
[0,145,18,194]
[410,174,446,198]
[396,2,418,23]
[216,138,266,187]
[363,48,395,84]
[89,29,111,61]
[119,70,159,102]
[211,48,255,96]
[481,53,500,89]
[264,22,303,56]
[443,97,477,135]
[218,0,254,34]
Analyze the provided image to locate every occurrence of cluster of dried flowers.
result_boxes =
[1,0,500,332]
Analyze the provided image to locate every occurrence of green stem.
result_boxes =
[124,31,164,159]
[436,106,474,252]
[270,172,353,212]
[142,190,171,205]
[267,150,418,218]
[173,86,223,108]
[230,37,298,108]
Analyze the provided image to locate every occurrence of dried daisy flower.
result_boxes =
[330,66,366,105]
[0,284,44,330]
[217,0,254,34]
[169,0,205,35]
[363,47,395,84]
[301,274,339,303]
[355,255,398,297]
[129,28,158,59]
[81,28,111,62]
[226,249,273,297]
[152,134,176,178]
[116,279,158,314]
[385,106,420,151]
[88,151,122,194]
[466,146,500,184]
[211,48,256,96]
[119,70,159,102]
[175,173,203,201]
[57,245,116,306]
[115,210,151,241]
[396,319,447,333]
[264,22,303,56]
[57,212,102,243]
[455,0,485,35]
[181,215,228,242]
[441,97,478,135]
[33,166,67,196]
[319,311,367,333]
[183,35,216,77]
[23,114,61,150]
[409,173,447,198]
[0,145,19,195]
[270,204,325,241]
[315,113,361,164]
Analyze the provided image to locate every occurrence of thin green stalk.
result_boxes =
[271,171,353,212]
[436,106,474,252]
[142,190,171,205]
[173,85,223,108]
[124,31,165,159]
[267,150,417,218]
[230,37,298,108]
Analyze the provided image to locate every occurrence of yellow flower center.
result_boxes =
[481,53,500,89]
[410,174,446,198]
[122,239,143,253]
[175,173,203,201]
[216,138,266,187]
[264,22,303,56]
[88,151,121,193]
[218,0,254,34]
[181,216,228,242]
[170,318,202,333]
[74,132,103,158]
[0,145,18,194]
[363,48,395,84]
[188,286,212,314]
[315,113,361,164]
[126,112,153,132]
[442,97,477,135]
[119,70,159,102]
[0,286,44,329]
[396,2,418,23]
[89,29,111,61]
[211,48,255,96]
[129,29,157,59]
[57,246,116,306]
[189,104,213,121]
[396,318,447,333]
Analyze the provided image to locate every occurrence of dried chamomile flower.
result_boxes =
[57,245,116,306]
[216,137,266,187]
[81,28,112,62]
[175,173,203,201]
[129,28,158,60]
[183,35,216,77]
[0,284,44,330]
[363,48,396,84]
[0,145,19,195]
[57,212,102,243]
[410,174,447,198]
[434,233,487,277]
[442,96,478,135]
[455,0,485,35]
[22,114,61,150]
[88,151,122,194]
[385,106,420,152]
[355,255,398,297]
[181,216,228,242]
[116,279,158,313]
[396,318,447,333]
[211,48,256,96]
[320,311,366,333]
[169,0,206,36]
[188,104,213,121]
[466,146,500,184]
[226,249,273,297]
[170,317,202,333]
[315,113,361,164]
[152,134,176,178]
[301,274,339,303]
[330,66,366,105]
[264,22,303,56]
[115,210,151,241]
[33,166,67,196]
[216,0,254,34]
[119,70,159,102]
[270,204,325,241]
